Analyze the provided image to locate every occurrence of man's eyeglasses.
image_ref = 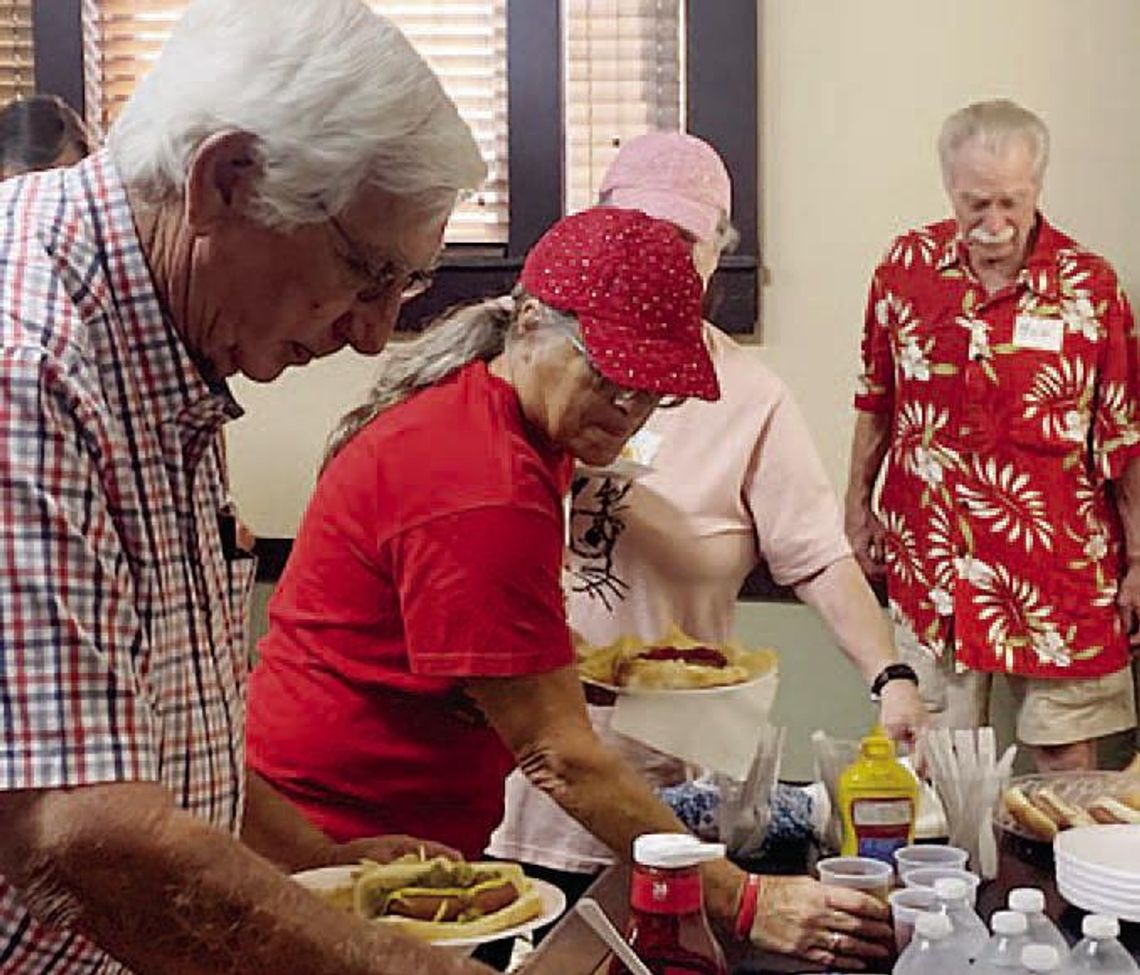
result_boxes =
[327,215,435,305]
[562,332,685,410]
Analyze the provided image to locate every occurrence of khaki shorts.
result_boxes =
[895,625,1137,747]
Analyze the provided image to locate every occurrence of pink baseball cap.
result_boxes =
[520,207,719,401]
[599,131,731,241]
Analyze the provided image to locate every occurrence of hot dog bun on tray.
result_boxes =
[999,771,1140,842]
[1002,785,1059,841]
[310,856,542,942]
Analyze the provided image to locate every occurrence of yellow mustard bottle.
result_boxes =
[837,726,917,864]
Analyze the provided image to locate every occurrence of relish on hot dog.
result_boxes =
[314,856,542,942]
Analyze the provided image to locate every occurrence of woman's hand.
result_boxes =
[750,875,893,970]
[878,677,928,751]
[330,834,462,866]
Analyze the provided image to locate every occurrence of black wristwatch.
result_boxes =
[870,662,919,702]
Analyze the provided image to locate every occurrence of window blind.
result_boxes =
[0,0,35,105]
[562,0,684,215]
[81,0,508,244]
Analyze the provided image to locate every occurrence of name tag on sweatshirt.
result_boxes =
[1013,315,1063,352]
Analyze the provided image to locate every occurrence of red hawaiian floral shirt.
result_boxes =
[855,215,1140,678]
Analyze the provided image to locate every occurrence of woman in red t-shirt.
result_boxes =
[243,206,894,968]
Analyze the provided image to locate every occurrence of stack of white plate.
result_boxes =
[1054,824,1140,922]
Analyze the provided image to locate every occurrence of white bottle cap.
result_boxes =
[1009,887,1046,913]
[991,910,1029,936]
[914,911,953,940]
[632,833,726,868]
[1020,943,1060,971]
[933,876,968,901]
[1082,914,1120,939]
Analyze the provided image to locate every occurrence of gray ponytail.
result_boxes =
[323,287,578,467]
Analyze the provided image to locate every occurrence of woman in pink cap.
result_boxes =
[245,206,895,965]
[490,131,922,967]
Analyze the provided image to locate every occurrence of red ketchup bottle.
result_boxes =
[608,833,729,975]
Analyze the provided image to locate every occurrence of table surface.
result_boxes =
[524,834,1140,973]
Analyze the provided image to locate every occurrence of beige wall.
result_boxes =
[231,0,1140,777]
[756,0,1140,490]
[230,0,1140,533]
[738,0,1140,776]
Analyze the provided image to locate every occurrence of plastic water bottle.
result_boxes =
[1060,915,1140,974]
[1009,887,1070,960]
[975,909,1032,973]
[1024,944,1064,972]
[933,875,989,961]
[894,910,972,974]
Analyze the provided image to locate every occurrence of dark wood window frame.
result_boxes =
[32,0,758,335]
[394,0,760,335]
[31,0,772,591]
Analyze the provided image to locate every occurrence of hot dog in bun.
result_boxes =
[1002,785,1058,841]
[1031,786,1096,829]
[1087,796,1140,826]
[314,856,543,941]
[577,624,777,691]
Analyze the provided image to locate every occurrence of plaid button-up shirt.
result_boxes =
[0,152,254,972]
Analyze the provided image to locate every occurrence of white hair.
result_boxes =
[938,99,1050,187]
[108,0,486,229]
[324,290,577,466]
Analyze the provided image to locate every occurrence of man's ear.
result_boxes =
[184,130,262,234]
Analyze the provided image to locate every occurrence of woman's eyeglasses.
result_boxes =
[562,332,685,410]
[327,215,435,305]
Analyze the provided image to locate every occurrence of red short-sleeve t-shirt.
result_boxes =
[246,362,575,857]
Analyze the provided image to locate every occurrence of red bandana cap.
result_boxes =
[519,206,719,401]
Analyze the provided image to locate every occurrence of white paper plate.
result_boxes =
[1056,865,1140,903]
[1055,878,1140,923]
[1056,851,1140,891]
[1055,823,1140,872]
[1054,824,1140,922]
[1056,866,1140,900]
[291,866,566,950]
[581,668,775,697]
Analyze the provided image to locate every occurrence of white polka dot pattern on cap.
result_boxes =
[519,207,719,402]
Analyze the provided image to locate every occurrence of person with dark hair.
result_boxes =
[0,94,90,178]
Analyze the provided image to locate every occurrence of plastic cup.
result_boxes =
[817,856,893,902]
[888,886,937,952]
[893,844,969,879]
[902,866,981,906]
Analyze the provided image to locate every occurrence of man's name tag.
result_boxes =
[1012,314,1063,352]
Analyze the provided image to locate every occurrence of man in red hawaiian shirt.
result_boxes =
[846,99,1140,772]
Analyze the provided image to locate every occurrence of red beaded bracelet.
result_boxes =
[733,873,762,940]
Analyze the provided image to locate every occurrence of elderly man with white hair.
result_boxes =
[846,98,1140,774]
[0,1,491,973]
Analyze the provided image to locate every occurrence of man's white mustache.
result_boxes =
[969,225,1016,245]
